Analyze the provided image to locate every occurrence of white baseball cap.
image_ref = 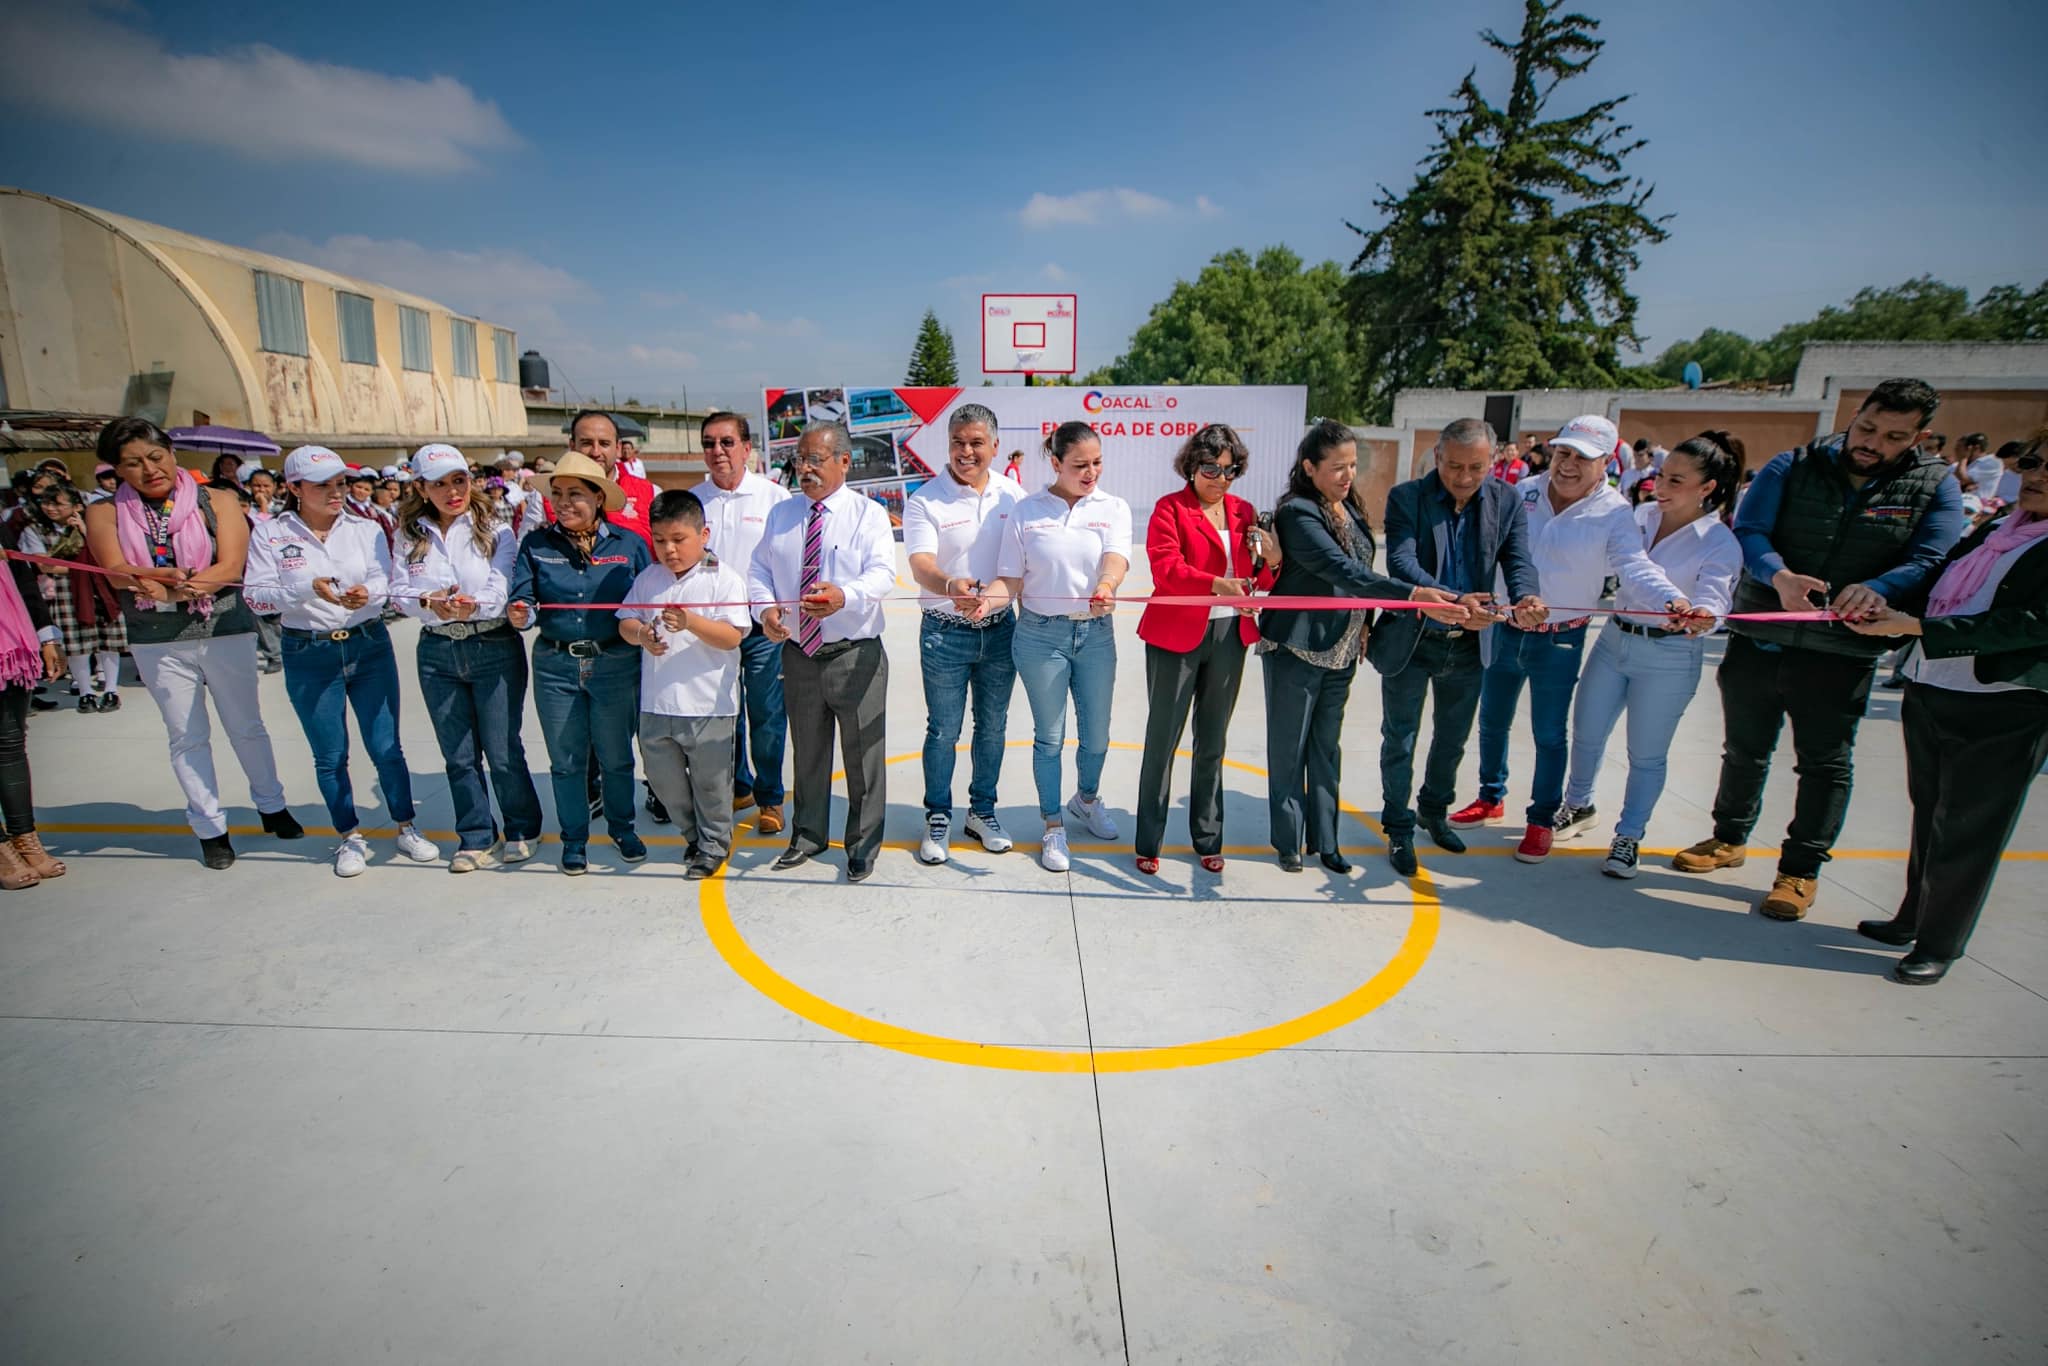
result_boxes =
[282,445,349,484]
[497,450,525,469]
[1548,415,1620,461]
[237,460,266,483]
[412,443,468,484]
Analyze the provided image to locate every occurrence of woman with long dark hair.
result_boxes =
[1132,423,1279,875]
[1556,432,1745,878]
[0,531,69,888]
[1258,420,1464,872]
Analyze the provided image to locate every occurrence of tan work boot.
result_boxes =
[1672,837,1747,873]
[755,805,784,836]
[733,792,757,813]
[10,831,65,879]
[1760,874,1818,921]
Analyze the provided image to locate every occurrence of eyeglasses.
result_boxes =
[1196,462,1243,480]
[704,436,742,450]
[2017,453,2045,472]
[793,452,836,468]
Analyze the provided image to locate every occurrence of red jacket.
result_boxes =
[1137,486,1275,652]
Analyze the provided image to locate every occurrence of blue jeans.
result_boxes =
[1562,622,1705,840]
[1012,610,1116,819]
[1476,622,1590,825]
[731,627,787,807]
[281,620,414,835]
[417,627,544,850]
[920,611,1017,818]
[530,641,640,845]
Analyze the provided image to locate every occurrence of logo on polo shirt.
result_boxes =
[280,544,307,569]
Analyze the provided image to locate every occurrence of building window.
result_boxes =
[337,292,377,365]
[451,319,479,379]
[399,306,433,372]
[254,271,308,356]
[493,328,516,382]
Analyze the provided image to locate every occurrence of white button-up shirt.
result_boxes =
[746,483,898,643]
[617,559,752,715]
[696,470,790,585]
[393,513,516,624]
[1907,537,2034,695]
[1624,503,1742,618]
[901,468,1025,612]
[996,487,1133,615]
[1499,475,1676,617]
[243,511,391,631]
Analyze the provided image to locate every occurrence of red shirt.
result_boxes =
[1136,486,1275,653]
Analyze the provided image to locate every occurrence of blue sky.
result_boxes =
[2,0,2043,413]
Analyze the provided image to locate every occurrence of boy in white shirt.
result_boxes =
[617,490,751,878]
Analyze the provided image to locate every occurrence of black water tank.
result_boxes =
[519,350,550,390]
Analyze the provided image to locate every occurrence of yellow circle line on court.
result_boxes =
[697,746,1439,1074]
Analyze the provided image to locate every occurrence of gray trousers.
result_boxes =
[782,637,888,865]
[639,712,738,864]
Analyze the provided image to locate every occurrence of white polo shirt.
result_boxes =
[1498,474,1677,618]
[901,468,1025,612]
[617,559,752,716]
[745,483,898,643]
[393,513,516,623]
[243,511,391,631]
[996,487,1133,616]
[695,471,790,585]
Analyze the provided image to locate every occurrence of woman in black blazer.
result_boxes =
[1258,421,1466,872]
[1847,436,2048,984]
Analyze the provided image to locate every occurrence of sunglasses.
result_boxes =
[2017,453,2045,473]
[704,436,742,449]
[1196,462,1243,480]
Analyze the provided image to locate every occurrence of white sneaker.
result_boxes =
[1065,793,1119,840]
[918,813,951,865]
[334,833,369,878]
[501,839,534,864]
[1040,826,1071,872]
[395,823,440,863]
[964,811,1013,854]
[449,843,501,874]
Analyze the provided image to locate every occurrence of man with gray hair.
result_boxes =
[1368,417,1543,876]
[901,402,1026,864]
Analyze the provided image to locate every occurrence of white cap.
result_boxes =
[497,450,525,468]
[412,443,468,484]
[1548,415,1620,462]
[380,464,401,479]
[282,445,349,484]
[237,460,266,482]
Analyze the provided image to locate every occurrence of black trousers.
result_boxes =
[1135,619,1248,858]
[1377,629,1484,837]
[1894,682,2048,961]
[0,685,35,837]
[1710,634,1878,876]
[782,637,889,866]
[1263,647,1357,857]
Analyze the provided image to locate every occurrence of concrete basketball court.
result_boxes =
[4,550,2044,1365]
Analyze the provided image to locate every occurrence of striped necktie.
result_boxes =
[798,499,825,656]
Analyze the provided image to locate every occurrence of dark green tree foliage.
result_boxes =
[1346,0,1667,421]
[905,308,960,386]
[1086,247,1359,419]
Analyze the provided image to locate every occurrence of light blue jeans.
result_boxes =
[1012,610,1116,819]
[1563,621,1706,840]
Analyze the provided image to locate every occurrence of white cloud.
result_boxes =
[1041,263,1070,283]
[626,344,702,370]
[258,234,589,331]
[640,289,690,309]
[1019,187,1176,228]
[0,3,519,172]
[1196,195,1222,217]
[716,310,819,338]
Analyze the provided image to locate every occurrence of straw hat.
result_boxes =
[546,450,624,511]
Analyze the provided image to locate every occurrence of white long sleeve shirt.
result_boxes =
[696,471,790,584]
[995,487,1133,615]
[746,483,897,643]
[1624,503,1742,618]
[1498,475,1677,619]
[393,513,516,624]
[243,512,391,631]
[901,469,1025,612]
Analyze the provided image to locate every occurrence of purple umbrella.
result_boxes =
[168,425,281,458]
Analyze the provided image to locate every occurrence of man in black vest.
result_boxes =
[1673,378,1963,919]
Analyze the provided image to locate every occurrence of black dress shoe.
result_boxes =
[1856,918,1917,947]
[1319,851,1352,875]
[1892,953,1951,985]
[261,808,305,840]
[30,693,59,712]
[772,845,813,871]
[1387,838,1418,877]
[1423,817,1466,854]
[198,834,236,870]
[1276,852,1302,873]
[846,859,873,883]
[645,785,670,824]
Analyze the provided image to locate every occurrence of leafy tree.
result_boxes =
[1650,327,1772,385]
[1088,246,1361,420]
[1346,0,1668,421]
[905,309,959,386]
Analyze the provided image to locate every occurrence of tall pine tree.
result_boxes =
[1347,0,1667,421]
[905,309,960,386]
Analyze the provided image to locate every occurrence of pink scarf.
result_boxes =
[113,470,217,616]
[0,558,45,689]
[1927,511,2048,617]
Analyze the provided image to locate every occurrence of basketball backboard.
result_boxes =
[981,294,1077,375]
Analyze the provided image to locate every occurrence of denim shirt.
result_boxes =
[507,520,652,644]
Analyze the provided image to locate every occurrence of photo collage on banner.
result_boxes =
[762,385,952,525]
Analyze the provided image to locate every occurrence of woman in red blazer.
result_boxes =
[1134,424,1280,874]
